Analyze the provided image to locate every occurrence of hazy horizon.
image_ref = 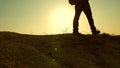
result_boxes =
[0,0,120,35]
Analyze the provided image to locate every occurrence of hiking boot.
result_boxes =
[73,32,80,35]
[92,30,100,35]
[73,30,81,35]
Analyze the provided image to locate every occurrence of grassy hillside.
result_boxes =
[0,32,120,68]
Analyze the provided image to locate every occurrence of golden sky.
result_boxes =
[0,0,120,35]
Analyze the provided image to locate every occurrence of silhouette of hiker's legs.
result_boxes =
[73,2,100,35]
[73,5,82,34]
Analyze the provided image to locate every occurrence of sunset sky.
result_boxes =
[0,0,120,35]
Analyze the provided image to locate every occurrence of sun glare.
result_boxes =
[50,6,74,34]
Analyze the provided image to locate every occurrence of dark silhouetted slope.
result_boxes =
[0,32,120,68]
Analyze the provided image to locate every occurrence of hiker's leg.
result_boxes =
[73,5,82,34]
[83,3,97,33]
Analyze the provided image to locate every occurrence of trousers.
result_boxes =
[73,2,96,32]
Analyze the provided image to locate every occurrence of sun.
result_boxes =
[50,6,74,34]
